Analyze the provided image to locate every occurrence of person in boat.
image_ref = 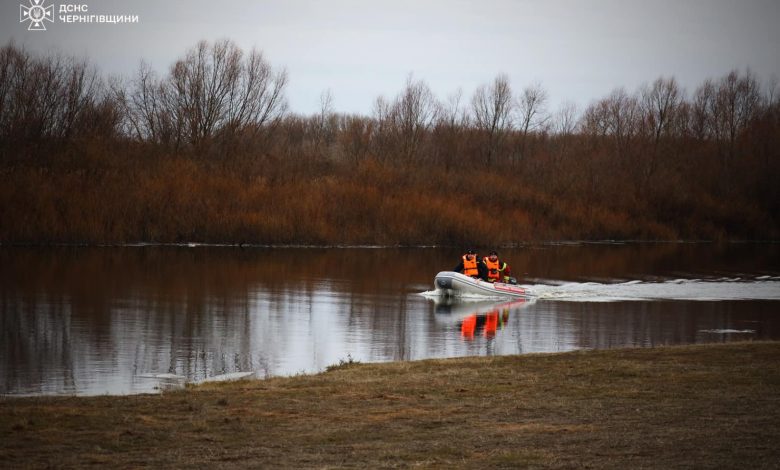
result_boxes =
[482,250,512,283]
[454,249,488,280]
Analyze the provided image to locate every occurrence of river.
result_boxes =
[1,243,778,395]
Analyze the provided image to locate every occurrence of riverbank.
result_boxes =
[2,342,778,468]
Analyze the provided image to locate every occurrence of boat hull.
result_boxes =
[434,271,534,299]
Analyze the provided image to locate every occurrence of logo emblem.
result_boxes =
[20,0,53,31]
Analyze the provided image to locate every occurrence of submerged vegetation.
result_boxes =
[1,342,779,468]
[0,40,778,245]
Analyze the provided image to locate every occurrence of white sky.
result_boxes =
[4,0,779,115]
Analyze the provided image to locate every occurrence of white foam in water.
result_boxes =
[699,329,756,334]
[527,278,780,302]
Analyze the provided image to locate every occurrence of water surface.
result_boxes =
[1,243,778,395]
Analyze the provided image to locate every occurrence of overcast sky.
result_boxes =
[4,0,779,115]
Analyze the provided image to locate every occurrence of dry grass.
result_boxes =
[3,154,774,246]
[2,342,779,468]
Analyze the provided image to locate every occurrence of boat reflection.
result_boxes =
[432,298,533,341]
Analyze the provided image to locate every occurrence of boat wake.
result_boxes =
[527,276,780,302]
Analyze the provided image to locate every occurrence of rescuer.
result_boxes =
[454,248,487,280]
[482,250,512,283]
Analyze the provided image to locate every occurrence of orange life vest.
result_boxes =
[484,312,499,338]
[484,257,501,281]
[461,315,476,340]
[462,255,478,277]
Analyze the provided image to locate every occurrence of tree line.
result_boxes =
[1,39,778,245]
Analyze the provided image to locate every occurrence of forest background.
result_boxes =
[1,40,777,246]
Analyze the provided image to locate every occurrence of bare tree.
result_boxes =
[514,82,549,164]
[0,43,103,143]
[581,99,610,139]
[641,76,683,177]
[371,95,393,161]
[439,88,467,129]
[717,69,761,163]
[767,75,779,108]
[318,89,334,131]
[605,88,640,160]
[432,88,468,168]
[642,76,682,143]
[517,82,549,136]
[552,101,578,136]
[471,74,513,165]
[691,79,716,142]
[313,88,336,152]
[119,39,287,151]
[692,70,761,164]
[369,76,437,163]
[116,62,164,143]
[393,75,438,162]
[547,101,579,171]
[0,44,37,140]
[57,58,100,139]
[338,114,373,164]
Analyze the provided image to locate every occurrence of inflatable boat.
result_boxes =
[433,271,535,299]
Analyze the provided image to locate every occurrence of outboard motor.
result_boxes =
[436,277,453,289]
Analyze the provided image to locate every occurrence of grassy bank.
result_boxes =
[2,342,779,468]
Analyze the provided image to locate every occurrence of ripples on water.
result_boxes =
[1,244,778,395]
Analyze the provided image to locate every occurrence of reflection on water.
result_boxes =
[432,298,527,342]
[1,244,779,395]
